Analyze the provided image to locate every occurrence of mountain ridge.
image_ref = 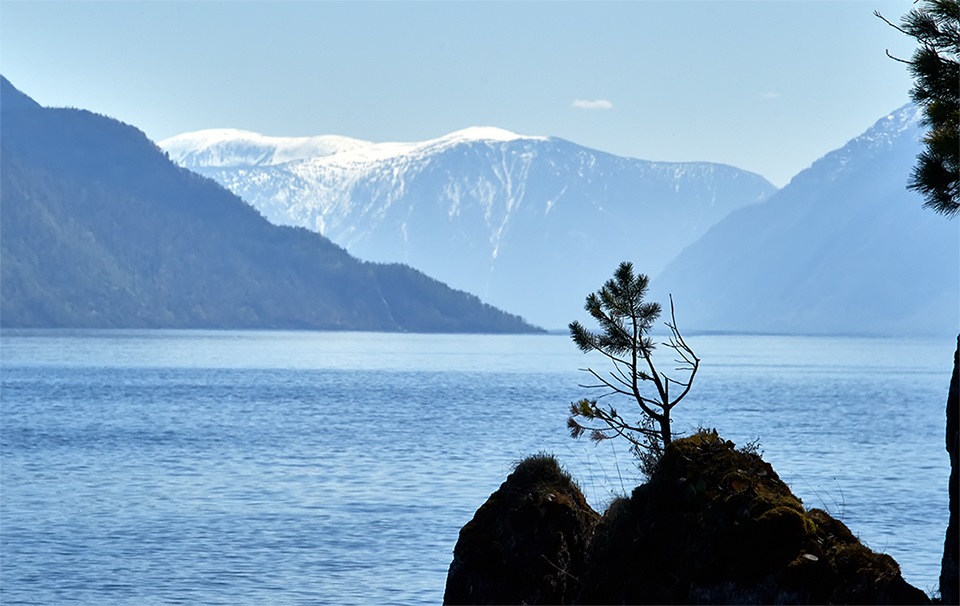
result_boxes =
[162,127,777,329]
[0,76,542,333]
[161,126,548,169]
[651,103,958,337]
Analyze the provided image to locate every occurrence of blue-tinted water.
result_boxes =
[1,330,953,603]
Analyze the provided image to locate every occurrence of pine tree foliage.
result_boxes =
[878,0,960,217]
[568,262,699,473]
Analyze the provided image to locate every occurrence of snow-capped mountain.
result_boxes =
[651,104,959,336]
[161,128,775,329]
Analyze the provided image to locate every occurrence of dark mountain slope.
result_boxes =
[0,77,40,110]
[0,78,539,332]
[652,105,959,337]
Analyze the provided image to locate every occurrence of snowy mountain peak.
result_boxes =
[161,126,551,171]
[160,123,776,329]
[159,129,372,168]
[851,103,923,148]
[784,103,923,189]
[434,126,543,144]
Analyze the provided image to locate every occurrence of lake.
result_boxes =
[0,330,954,604]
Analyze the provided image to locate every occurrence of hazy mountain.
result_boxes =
[161,128,776,329]
[0,77,540,333]
[651,104,959,337]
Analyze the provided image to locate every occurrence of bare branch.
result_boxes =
[885,48,914,64]
[578,367,664,419]
[585,345,634,369]
[874,9,908,36]
[873,11,915,64]
[580,368,633,397]
[593,412,658,444]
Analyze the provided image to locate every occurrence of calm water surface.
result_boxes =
[1,330,953,603]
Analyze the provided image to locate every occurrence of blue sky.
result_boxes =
[1,1,918,187]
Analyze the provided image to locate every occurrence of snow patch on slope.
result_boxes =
[786,104,923,187]
[160,129,373,168]
[161,126,548,171]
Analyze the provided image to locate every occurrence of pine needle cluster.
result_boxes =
[878,0,959,217]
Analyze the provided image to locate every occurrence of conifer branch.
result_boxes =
[568,262,700,468]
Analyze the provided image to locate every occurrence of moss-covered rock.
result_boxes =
[443,453,599,605]
[446,431,930,605]
[578,430,930,604]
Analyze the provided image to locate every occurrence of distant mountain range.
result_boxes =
[0,77,540,333]
[164,105,959,337]
[652,104,959,336]
[161,128,777,330]
[5,74,953,337]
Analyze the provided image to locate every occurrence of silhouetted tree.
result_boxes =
[878,3,960,602]
[568,262,699,473]
[877,0,959,216]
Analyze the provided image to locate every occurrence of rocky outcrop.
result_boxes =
[942,334,959,605]
[445,431,930,605]
[579,431,929,605]
[443,454,599,605]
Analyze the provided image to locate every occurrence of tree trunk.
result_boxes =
[660,415,672,447]
[941,334,959,605]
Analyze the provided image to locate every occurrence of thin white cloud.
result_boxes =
[761,92,782,100]
[572,99,613,110]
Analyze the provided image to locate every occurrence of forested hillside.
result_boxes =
[0,77,540,333]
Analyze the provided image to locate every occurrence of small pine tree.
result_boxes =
[568,261,699,474]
